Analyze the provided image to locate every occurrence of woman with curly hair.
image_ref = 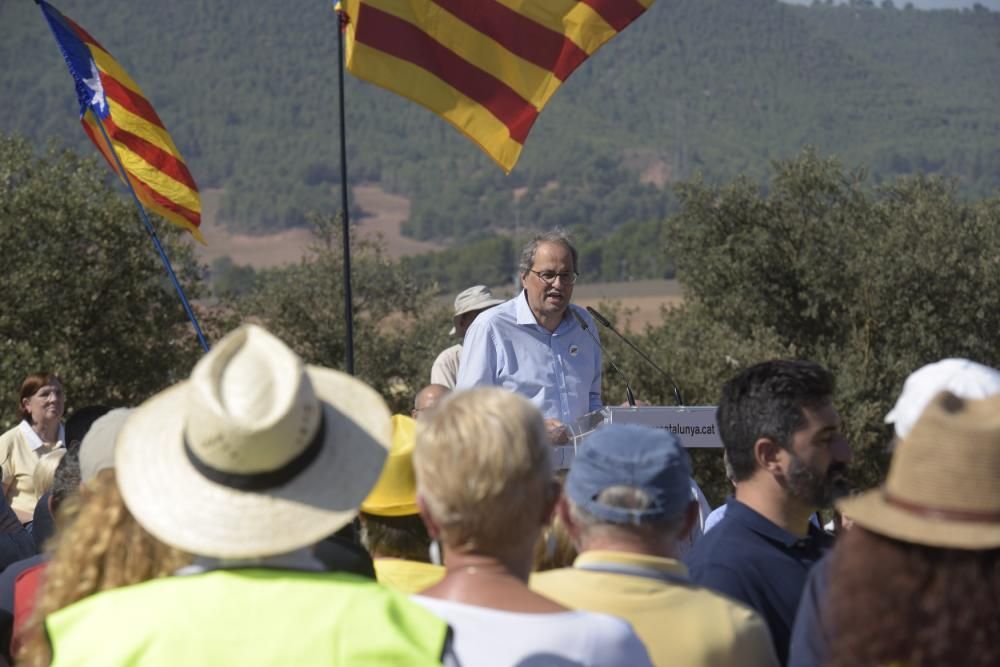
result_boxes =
[16,411,189,666]
[824,391,1000,667]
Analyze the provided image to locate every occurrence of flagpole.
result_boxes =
[92,115,211,353]
[335,4,355,375]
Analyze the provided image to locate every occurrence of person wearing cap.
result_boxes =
[38,325,452,666]
[359,414,445,593]
[684,360,851,666]
[532,424,778,667]
[412,387,653,666]
[457,232,602,443]
[430,285,504,389]
[787,357,1000,667]
[823,391,1000,667]
[884,357,1000,443]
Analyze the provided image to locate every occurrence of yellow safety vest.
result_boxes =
[46,569,449,666]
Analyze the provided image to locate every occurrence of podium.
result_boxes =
[551,405,721,470]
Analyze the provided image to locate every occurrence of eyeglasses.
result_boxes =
[528,269,579,285]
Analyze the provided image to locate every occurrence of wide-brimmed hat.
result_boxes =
[79,408,132,484]
[115,325,391,559]
[449,285,503,335]
[884,358,1000,439]
[360,414,419,516]
[839,391,1000,550]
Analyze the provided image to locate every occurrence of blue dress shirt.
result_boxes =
[683,498,834,666]
[456,291,602,424]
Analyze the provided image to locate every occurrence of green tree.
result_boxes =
[226,215,451,414]
[0,135,206,426]
[633,150,1000,501]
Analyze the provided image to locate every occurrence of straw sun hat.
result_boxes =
[115,324,391,559]
[838,391,1000,550]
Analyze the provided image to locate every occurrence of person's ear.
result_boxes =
[416,494,440,540]
[753,436,785,475]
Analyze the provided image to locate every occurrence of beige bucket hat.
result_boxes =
[449,285,503,336]
[839,391,1000,550]
[115,324,391,559]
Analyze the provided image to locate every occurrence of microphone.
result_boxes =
[586,306,684,406]
[572,308,636,407]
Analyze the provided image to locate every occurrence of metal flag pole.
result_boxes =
[335,2,355,375]
[92,116,211,353]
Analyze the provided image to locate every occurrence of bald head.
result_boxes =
[413,384,450,421]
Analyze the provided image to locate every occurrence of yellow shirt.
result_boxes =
[374,558,445,594]
[531,550,779,667]
[0,422,63,516]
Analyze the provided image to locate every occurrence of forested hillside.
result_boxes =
[3,0,998,259]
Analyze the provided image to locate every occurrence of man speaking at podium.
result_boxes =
[456,231,601,443]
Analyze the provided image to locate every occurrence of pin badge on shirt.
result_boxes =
[569,345,579,357]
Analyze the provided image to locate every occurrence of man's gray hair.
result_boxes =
[569,485,685,538]
[518,230,578,278]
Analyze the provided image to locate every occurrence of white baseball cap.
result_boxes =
[885,358,1000,439]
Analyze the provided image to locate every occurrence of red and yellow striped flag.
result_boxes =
[39,1,204,242]
[340,0,655,173]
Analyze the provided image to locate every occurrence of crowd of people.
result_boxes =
[0,231,997,666]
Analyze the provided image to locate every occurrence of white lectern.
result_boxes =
[551,405,721,470]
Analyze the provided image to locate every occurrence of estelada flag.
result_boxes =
[339,0,655,173]
[38,0,204,243]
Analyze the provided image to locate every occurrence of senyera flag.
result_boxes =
[38,0,204,242]
[338,0,655,173]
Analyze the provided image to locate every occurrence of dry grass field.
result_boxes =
[195,185,441,268]
[195,184,683,330]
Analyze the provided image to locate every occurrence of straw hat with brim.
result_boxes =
[838,391,1000,550]
[79,408,132,484]
[115,324,391,560]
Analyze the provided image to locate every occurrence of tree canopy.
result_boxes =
[605,150,1000,500]
[3,0,998,252]
[0,134,204,426]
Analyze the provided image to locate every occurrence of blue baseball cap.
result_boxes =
[565,424,692,524]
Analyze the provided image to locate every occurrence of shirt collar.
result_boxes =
[18,420,65,451]
[176,547,324,575]
[574,550,689,578]
[725,497,829,548]
[514,289,538,326]
[514,290,578,334]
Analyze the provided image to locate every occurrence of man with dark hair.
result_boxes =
[457,231,601,441]
[684,360,851,665]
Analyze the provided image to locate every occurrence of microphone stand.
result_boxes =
[571,309,636,407]
[586,306,684,406]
